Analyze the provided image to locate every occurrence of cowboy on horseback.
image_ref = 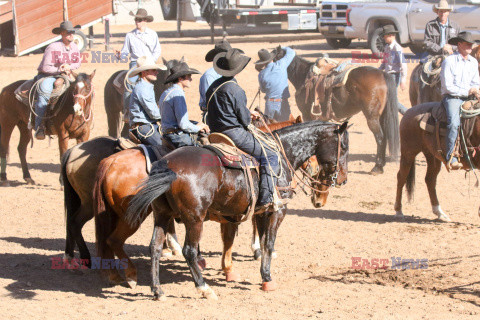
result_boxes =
[425,0,459,57]
[160,62,209,148]
[128,56,167,146]
[440,31,480,170]
[255,46,295,122]
[206,48,280,214]
[116,9,161,123]
[34,21,82,140]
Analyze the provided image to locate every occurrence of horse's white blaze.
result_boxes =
[76,82,85,89]
[73,103,83,115]
[433,205,451,222]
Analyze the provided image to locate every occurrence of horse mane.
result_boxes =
[259,116,302,131]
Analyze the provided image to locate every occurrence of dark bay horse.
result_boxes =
[104,58,181,138]
[126,121,349,300]
[275,47,399,174]
[0,72,95,186]
[394,102,480,222]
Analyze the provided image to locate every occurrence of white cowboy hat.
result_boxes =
[433,0,452,13]
[128,56,167,78]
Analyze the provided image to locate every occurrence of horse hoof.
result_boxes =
[108,274,124,286]
[437,214,451,222]
[24,178,35,185]
[370,166,384,176]
[197,284,218,300]
[162,248,173,257]
[127,279,137,289]
[197,258,207,270]
[153,293,167,301]
[253,249,262,260]
[395,211,405,220]
[0,180,10,187]
[261,281,278,291]
[225,271,241,282]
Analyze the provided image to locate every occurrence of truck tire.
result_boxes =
[160,0,177,20]
[72,31,87,53]
[369,26,386,57]
[326,38,352,49]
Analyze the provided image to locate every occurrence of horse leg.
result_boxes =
[69,204,93,267]
[366,117,386,175]
[17,121,34,185]
[164,217,182,257]
[57,133,69,164]
[221,222,240,282]
[0,121,15,186]
[150,212,170,301]
[424,153,450,222]
[183,220,217,300]
[255,209,286,291]
[394,153,416,218]
[251,218,262,260]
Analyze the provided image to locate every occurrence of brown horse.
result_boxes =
[91,116,323,288]
[274,47,399,175]
[126,120,349,300]
[0,72,95,186]
[103,58,181,138]
[394,102,480,222]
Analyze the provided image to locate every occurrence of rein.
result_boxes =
[74,83,95,122]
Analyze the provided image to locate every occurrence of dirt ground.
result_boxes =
[2,21,480,319]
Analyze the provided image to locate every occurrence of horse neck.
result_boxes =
[276,122,335,168]
[288,56,313,90]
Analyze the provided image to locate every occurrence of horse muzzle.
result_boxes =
[73,103,83,116]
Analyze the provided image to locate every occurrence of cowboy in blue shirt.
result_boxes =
[160,62,209,148]
[128,56,167,146]
[256,46,295,122]
[440,31,480,170]
[116,9,162,122]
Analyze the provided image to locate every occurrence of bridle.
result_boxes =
[73,82,94,122]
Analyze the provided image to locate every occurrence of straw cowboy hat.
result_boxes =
[130,8,154,22]
[381,25,399,36]
[433,0,452,13]
[254,49,275,65]
[164,62,200,84]
[205,40,244,62]
[128,56,167,78]
[213,48,251,77]
[52,21,81,35]
[448,31,476,46]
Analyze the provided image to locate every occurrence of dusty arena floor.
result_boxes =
[1,21,480,319]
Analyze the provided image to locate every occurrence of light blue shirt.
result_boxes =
[441,52,480,97]
[120,27,161,62]
[439,22,447,48]
[159,84,200,134]
[129,79,161,126]
[379,40,408,83]
[258,47,296,99]
[199,67,222,111]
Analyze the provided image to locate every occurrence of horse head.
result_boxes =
[72,70,95,118]
[310,121,349,208]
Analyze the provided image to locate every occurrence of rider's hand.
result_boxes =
[400,81,406,91]
[200,123,210,133]
[60,64,71,72]
[469,87,479,97]
[251,111,261,119]
[443,44,454,55]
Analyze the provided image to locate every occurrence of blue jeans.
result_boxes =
[393,73,408,115]
[34,75,56,130]
[164,131,195,148]
[130,123,163,146]
[123,61,138,121]
[223,127,279,205]
[442,95,465,161]
[265,98,291,122]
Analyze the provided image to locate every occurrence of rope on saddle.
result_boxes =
[461,101,480,119]
[28,75,71,119]
[420,55,445,87]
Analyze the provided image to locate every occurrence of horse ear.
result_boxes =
[162,57,168,65]
[296,115,303,123]
[89,69,96,80]
[180,56,185,63]
[337,121,348,134]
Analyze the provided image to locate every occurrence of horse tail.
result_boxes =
[93,157,118,261]
[61,147,81,242]
[381,72,400,159]
[406,159,416,202]
[126,159,176,227]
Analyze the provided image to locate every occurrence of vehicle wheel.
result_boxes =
[160,0,177,20]
[369,26,386,57]
[408,43,424,55]
[72,30,87,53]
[326,38,352,49]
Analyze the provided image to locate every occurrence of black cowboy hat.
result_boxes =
[213,48,251,77]
[448,31,476,45]
[164,62,200,84]
[381,25,399,36]
[130,8,154,22]
[205,40,245,63]
[52,21,81,35]
[254,49,275,65]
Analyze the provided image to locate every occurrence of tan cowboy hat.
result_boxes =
[433,0,452,13]
[130,8,154,22]
[52,21,81,35]
[254,49,275,66]
[214,48,251,77]
[129,56,167,78]
[164,62,200,84]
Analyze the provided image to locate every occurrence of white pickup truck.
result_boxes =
[320,0,480,53]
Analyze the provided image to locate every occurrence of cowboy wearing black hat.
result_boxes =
[159,62,209,148]
[206,49,280,214]
[117,9,161,123]
[440,31,480,170]
[255,46,295,122]
[34,21,82,140]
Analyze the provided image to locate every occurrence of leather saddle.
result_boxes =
[204,133,259,170]
[117,137,168,173]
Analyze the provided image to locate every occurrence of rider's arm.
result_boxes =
[38,43,61,75]
[424,22,442,56]
[440,58,469,97]
[119,33,131,60]
[173,95,201,133]
[258,72,266,93]
[69,44,81,71]
[233,89,251,128]
[138,85,161,120]
[150,30,162,62]
[276,47,296,68]
[470,62,480,92]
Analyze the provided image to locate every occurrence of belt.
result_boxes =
[164,128,182,135]
[268,98,282,102]
[446,94,468,100]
